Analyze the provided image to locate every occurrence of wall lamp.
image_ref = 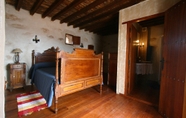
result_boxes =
[140,42,144,47]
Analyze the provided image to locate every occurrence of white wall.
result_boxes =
[5,4,101,85]
[117,0,181,94]
[0,0,5,117]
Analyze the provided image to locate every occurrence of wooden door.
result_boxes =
[127,23,137,94]
[159,1,186,118]
[108,53,117,89]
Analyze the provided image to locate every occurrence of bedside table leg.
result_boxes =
[9,81,13,92]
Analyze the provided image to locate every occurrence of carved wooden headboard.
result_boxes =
[32,47,59,65]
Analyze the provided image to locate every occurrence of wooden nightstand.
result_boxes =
[9,63,26,91]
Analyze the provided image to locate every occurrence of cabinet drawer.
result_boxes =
[10,64,25,69]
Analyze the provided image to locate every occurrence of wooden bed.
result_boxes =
[30,47,103,113]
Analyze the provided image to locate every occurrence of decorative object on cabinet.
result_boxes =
[65,33,80,45]
[12,48,22,63]
[9,63,26,91]
[80,43,84,48]
[33,35,40,43]
[88,45,94,50]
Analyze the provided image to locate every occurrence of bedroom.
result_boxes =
[1,0,186,118]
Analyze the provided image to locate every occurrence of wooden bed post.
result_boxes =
[54,51,60,113]
[54,97,58,114]
[32,50,35,66]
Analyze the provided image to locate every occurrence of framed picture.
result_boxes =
[65,34,73,45]
[65,33,80,45]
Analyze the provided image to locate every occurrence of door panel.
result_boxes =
[159,1,186,118]
[108,53,117,88]
[127,23,137,94]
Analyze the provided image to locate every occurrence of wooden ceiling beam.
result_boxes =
[73,0,141,27]
[30,0,45,15]
[73,5,122,28]
[81,14,118,31]
[80,14,118,30]
[71,0,143,28]
[74,14,112,28]
[15,0,23,11]
[51,0,85,21]
[79,16,111,29]
[89,21,118,33]
[82,22,107,31]
[42,0,65,18]
[60,0,105,23]
[83,23,106,32]
[68,0,123,26]
[93,24,118,35]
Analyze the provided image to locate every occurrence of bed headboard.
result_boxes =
[32,47,59,65]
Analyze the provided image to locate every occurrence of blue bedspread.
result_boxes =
[29,62,56,107]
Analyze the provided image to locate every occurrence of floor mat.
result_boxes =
[16,91,47,117]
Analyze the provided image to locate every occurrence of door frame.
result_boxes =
[124,13,165,95]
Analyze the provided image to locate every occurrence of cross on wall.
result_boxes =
[33,35,40,43]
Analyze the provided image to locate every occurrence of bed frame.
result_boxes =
[32,47,103,113]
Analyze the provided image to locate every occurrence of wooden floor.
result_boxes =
[5,85,163,118]
[128,75,160,107]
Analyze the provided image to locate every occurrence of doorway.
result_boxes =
[126,15,164,106]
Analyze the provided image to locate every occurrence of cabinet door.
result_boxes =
[10,63,26,90]
[12,68,25,87]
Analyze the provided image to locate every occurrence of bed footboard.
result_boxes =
[54,48,103,113]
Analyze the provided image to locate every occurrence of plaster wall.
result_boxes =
[117,0,181,94]
[5,4,101,85]
[0,0,5,117]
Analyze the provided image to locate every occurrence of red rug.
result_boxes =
[16,91,47,117]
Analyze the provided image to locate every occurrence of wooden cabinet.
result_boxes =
[9,63,26,91]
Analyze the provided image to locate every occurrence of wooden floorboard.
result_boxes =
[128,75,160,107]
[5,85,163,118]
